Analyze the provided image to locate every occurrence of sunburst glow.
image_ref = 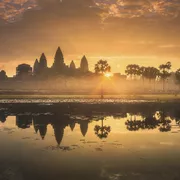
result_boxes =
[104,73,113,78]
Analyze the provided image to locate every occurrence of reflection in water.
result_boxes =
[16,115,32,129]
[80,121,89,137]
[1,103,180,179]
[0,104,180,145]
[94,117,111,139]
[125,110,173,132]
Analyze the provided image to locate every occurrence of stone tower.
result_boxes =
[70,60,76,70]
[52,47,65,72]
[80,55,89,73]
[39,53,47,69]
[33,59,39,75]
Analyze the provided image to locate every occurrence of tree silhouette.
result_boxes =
[139,66,146,89]
[94,118,111,139]
[94,60,111,99]
[95,60,111,75]
[125,115,142,131]
[125,64,140,80]
[142,67,159,91]
[125,113,160,131]
[159,62,172,92]
[157,111,171,132]
[175,69,180,91]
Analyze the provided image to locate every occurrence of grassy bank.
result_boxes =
[0,94,179,101]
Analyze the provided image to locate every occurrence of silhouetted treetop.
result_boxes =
[94,60,111,75]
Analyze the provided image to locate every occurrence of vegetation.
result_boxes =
[175,69,180,89]
[2,46,180,96]
[94,60,111,75]
[125,64,140,80]
[158,62,172,91]
[94,60,111,99]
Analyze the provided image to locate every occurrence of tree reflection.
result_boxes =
[141,115,159,130]
[125,110,172,132]
[2,103,180,145]
[94,117,111,139]
[157,111,171,132]
[125,115,142,131]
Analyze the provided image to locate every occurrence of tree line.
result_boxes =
[94,60,180,92]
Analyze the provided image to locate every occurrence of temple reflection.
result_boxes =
[16,115,32,129]
[0,104,180,145]
[0,110,7,123]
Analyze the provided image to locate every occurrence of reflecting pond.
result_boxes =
[0,102,180,180]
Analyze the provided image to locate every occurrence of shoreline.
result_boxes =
[0,93,179,101]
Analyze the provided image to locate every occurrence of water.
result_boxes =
[0,102,180,180]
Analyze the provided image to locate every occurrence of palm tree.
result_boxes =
[125,64,140,80]
[159,62,172,92]
[94,117,111,139]
[150,67,159,92]
[138,66,159,92]
[94,60,111,99]
[175,69,180,92]
[157,110,171,132]
[139,66,146,91]
[143,67,159,91]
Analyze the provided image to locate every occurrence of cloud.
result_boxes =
[94,0,180,21]
[1,0,180,76]
[0,0,39,22]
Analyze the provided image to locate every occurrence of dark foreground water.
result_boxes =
[0,102,180,180]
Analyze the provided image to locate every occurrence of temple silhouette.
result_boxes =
[14,47,90,80]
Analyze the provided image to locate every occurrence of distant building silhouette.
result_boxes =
[16,64,32,79]
[33,59,39,75]
[0,70,7,80]
[9,46,91,80]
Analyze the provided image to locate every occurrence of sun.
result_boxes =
[104,73,113,78]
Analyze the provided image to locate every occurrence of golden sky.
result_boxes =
[1,0,180,76]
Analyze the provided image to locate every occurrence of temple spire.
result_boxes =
[39,53,47,69]
[70,60,76,70]
[33,59,39,75]
[80,55,89,73]
[52,47,65,71]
